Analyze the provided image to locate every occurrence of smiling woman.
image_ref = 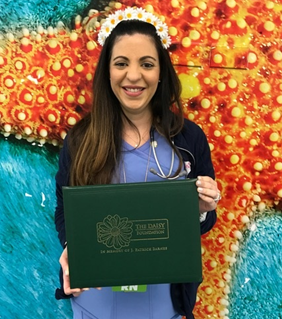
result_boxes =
[54,7,218,319]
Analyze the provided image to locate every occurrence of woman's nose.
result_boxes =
[126,65,142,82]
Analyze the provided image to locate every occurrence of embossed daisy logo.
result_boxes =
[97,214,133,249]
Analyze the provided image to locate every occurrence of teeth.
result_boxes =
[125,88,142,92]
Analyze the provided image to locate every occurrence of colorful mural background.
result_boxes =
[0,0,282,318]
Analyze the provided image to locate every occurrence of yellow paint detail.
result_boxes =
[179,74,201,99]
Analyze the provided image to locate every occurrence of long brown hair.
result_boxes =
[68,19,184,186]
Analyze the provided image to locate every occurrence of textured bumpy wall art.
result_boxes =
[0,0,282,318]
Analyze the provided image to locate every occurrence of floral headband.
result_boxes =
[97,7,171,49]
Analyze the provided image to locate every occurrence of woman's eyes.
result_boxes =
[114,62,127,67]
[114,62,154,69]
[142,62,154,69]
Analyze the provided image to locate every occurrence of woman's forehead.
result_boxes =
[112,34,158,55]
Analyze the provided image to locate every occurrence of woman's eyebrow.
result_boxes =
[112,55,157,61]
[140,56,157,61]
[112,56,128,61]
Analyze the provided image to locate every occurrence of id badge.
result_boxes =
[112,285,147,292]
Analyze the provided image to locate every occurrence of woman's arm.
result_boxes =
[177,120,218,235]
[54,135,98,299]
[55,137,84,298]
[55,137,71,247]
[193,127,218,234]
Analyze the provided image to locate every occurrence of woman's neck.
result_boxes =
[122,110,152,148]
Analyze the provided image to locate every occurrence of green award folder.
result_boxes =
[63,179,202,289]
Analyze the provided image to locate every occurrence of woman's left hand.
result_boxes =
[196,176,221,213]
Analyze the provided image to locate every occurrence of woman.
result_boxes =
[55,8,219,319]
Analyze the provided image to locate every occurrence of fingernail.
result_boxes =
[65,268,69,276]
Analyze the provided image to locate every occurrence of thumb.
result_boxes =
[59,247,69,272]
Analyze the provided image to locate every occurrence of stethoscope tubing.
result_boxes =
[149,128,186,180]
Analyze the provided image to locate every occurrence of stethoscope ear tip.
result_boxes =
[149,168,158,175]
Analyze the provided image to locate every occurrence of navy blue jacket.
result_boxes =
[171,119,217,318]
[54,118,217,318]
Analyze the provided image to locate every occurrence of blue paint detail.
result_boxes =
[0,137,72,318]
[0,0,91,32]
[229,212,282,319]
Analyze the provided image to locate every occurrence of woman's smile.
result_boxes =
[123,86,144,95]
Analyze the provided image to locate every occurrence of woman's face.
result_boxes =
[109,33,160,118]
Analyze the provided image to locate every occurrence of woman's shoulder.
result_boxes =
[174,118,208,148]
[182,118,206,136]
[67,114,90,145]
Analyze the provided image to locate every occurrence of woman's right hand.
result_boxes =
[59,247,89,297]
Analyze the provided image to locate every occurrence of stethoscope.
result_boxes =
[149,128,188,180]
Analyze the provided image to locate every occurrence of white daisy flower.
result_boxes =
[161,35,171,49]
[97,32,106,46]
[124,7,136,20]
[144,12,156,25]
[98,21,113,45]
[108,13,119,27]
[156,21,169,38]
[135,8,147,21]
[114,10,125,22]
